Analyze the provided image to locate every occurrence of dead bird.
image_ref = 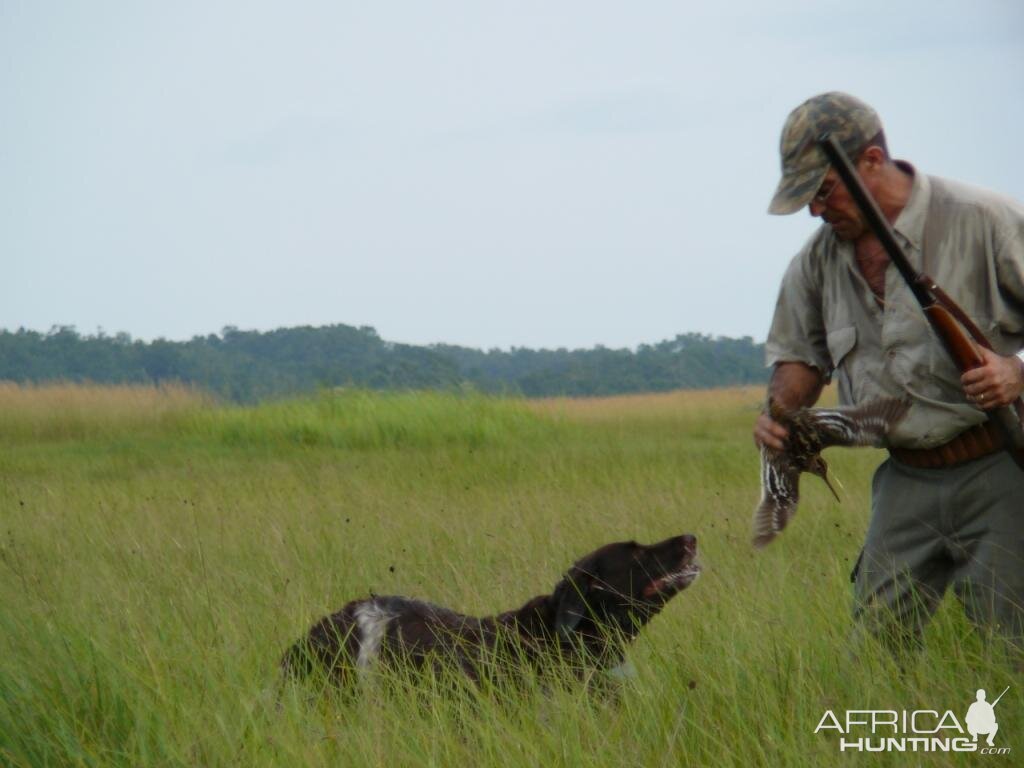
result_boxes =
[753,397,909,548]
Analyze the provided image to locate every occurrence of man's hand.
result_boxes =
[753,361,826,451]
[754,411,789,452]
[961,348,1024,410]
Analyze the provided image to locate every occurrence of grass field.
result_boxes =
[0,383,1019,767]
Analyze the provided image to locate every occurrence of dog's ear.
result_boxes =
[553,568,594,639]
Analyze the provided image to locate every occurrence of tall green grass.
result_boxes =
[0,384,1019,766]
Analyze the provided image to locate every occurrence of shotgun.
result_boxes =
[817,133,1024,469]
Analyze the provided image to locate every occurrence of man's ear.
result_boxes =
[553,568,594,639]
[858,145,886,173]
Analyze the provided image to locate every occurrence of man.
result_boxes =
[755,91,1024,649]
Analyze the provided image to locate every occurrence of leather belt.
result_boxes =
[889,420,1004,469]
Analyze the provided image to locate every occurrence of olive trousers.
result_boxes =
[853,451,1024,647]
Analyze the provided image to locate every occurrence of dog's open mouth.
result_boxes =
[642,562,701,598]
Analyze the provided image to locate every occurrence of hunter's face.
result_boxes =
[807,169,867,241]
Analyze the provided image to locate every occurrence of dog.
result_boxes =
[282,534,699,687]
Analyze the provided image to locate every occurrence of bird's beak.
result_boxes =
[811,457,841,502]
[821,473,841,502]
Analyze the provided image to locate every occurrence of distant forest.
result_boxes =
[0,325,768,402]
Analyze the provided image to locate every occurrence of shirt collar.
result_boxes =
[890,160,929,252]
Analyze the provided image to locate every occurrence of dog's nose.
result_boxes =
[680,534,697,556]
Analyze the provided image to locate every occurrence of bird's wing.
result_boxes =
[752,447,800,548]
[809,398,909,448]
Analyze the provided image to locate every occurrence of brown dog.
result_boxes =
[282,534,699,686]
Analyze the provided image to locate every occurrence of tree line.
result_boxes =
[0,325,768,402]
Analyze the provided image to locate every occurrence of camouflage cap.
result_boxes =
[767,92,882,215]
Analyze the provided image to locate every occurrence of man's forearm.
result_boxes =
[753,362,826,450]
[768,361,826,409]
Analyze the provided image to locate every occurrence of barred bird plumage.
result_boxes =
[753,397,909,548]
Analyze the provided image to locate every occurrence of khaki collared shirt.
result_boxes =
[766,162,1024,449]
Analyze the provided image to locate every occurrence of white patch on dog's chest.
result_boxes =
[354,602,394,668]
[604,658,637,680]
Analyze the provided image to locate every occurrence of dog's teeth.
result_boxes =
[652,564,701,591]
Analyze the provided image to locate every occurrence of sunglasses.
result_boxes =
[812,176,841,206]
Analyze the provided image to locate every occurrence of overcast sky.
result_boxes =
[3,1,1022,350]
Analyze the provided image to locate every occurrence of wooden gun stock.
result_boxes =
[924,304,1024,450]
[923,304,985,370]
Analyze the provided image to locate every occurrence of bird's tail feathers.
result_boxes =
[752,496,794,549]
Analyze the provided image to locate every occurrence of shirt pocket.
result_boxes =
[826,325,857,403]
[826,325,857,371]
